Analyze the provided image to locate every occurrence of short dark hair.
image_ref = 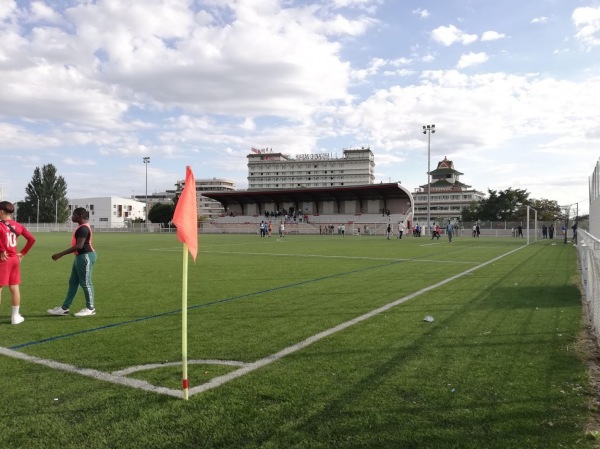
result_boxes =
[73,207,89,219]
[0,201,15,214]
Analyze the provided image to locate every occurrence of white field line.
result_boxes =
[167,250,478,265]
[0,244,525,399]
[0,346,183,398]
[111,359,250,376]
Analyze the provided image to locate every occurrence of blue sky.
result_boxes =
[1,0,599,214]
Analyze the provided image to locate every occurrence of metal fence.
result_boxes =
[20,222,164,233]
[578,230,600,345]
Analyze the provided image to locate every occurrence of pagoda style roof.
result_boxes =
[432,168,462,176]
[430,157,463,176]
[420,179,472,190]
[430,180,454,188]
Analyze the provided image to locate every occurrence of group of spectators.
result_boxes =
[263,208,311,224]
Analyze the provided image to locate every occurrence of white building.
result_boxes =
[132,191,176,214]
[174,178,235,219]
[69,197,145,228]
[413,157,485,225]
[247,147,375,190]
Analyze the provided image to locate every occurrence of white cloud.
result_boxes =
[0,123,62,150]
[456,52,488,69]
[389,57,412,66]
[337,70,600,181]
[481,31,506,41]
[29,1,62,24]
[0,1,375,127]
[0,0,16,21]
[412,8,429,19]
[351,57,410,80]
[63,157,97,166]
[572,7,600,48]
[382,69,415,77]
[531,16,548,24]
[329,0,383,13]
[240,118,256,131]
[431,25,477,46]
[331,0,377,6]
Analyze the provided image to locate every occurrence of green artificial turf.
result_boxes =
[0,232,595,448]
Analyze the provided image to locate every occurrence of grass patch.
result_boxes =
[0,232,596,448]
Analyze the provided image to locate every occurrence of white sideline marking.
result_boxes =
[0,244,525,399]
[0,346,183,398]
[195,250,477,264]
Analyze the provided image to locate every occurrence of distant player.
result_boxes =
[446,221,453,243]
[397,221,405,239]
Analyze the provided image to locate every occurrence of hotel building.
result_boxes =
[247,147,375,190]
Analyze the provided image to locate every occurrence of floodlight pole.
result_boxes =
[143,157,150,229]
[423,124,435,235]
[563,205,570,245]
[31,186,40,232]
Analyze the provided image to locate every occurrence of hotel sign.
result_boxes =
[296,153,332,160]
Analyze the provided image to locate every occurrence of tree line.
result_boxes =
[15,164,70,223]
[460,187,580,223]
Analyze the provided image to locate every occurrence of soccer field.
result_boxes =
[0,232,594,448]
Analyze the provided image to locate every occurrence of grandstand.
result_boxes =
[202,182,414,235]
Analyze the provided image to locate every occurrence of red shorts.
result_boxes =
[0,256,21,286]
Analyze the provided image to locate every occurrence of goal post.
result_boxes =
[526,205,538,245]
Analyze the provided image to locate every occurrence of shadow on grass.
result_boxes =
[256,247,588,449]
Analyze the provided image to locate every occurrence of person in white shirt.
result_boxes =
[397,221,405,239]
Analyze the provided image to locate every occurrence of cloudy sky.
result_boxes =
[1,0,599,214]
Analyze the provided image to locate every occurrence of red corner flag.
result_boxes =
[173,166,198,261]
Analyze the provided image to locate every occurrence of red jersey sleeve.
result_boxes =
[16,223,36,256]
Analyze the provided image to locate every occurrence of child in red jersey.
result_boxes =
[0,201,36,325]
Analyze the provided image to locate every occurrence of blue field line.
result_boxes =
[10,258,411,351]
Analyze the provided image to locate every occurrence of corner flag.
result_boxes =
[172,166,198,400]
[173,166,198,261]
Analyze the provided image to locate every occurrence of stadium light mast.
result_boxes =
[30,186,40,231]
[423,124,435,235]
[143,156,150,228]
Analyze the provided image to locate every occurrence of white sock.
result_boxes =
[12,305,20,317]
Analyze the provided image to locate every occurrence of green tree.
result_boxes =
[148,202,175,227]
[461,188,531,222]
[530,198,562,222]
[16,164,69,223]
[460,200,481,221]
